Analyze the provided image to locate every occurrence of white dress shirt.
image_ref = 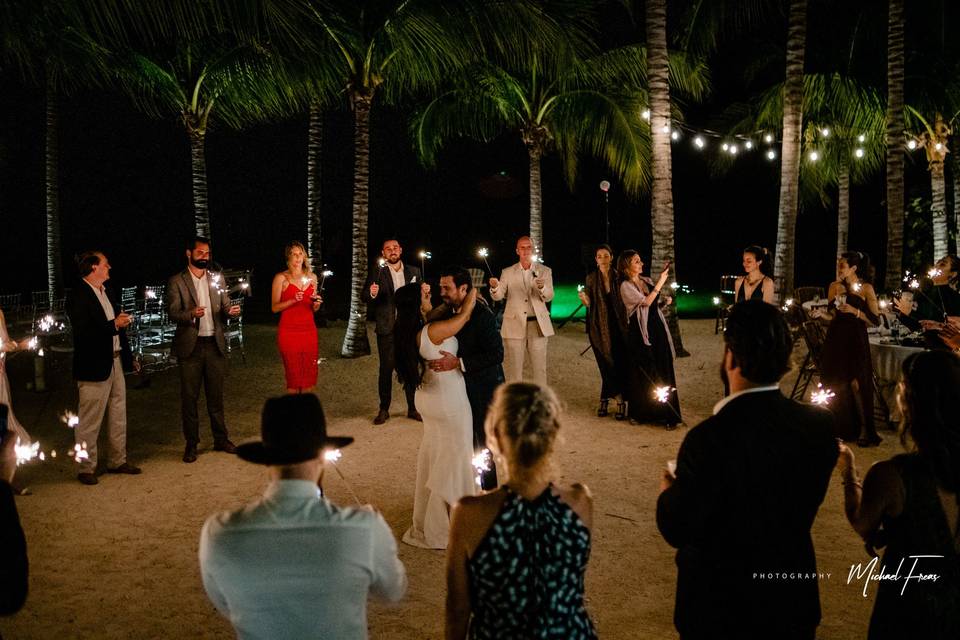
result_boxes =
[199,480,407,640]
[84,279,120,352]
[389,262,406,293]
[191,271,215,337]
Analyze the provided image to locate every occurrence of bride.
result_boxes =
[393,283,477,549]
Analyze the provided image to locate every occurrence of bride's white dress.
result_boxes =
[0,311,30,445]
[402,328,476,549]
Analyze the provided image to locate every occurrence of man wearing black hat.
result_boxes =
[199,394,407,639]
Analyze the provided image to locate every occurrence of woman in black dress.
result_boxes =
[617,250,681,428]
[578,244,628,418]
[816,251,881,446]
[445,383,596,639]
[837,350,960,640]
[733,245,776,304]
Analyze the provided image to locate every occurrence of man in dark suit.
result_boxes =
[67,251,142,485]
[166,237,241,463]
[361,238,423,425]
[425,266,505,489]
[657,300,838,640]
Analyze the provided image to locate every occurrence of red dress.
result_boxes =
[277,282,318,390]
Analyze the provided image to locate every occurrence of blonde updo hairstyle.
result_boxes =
[485,382,562,479]
[284,241,314,276]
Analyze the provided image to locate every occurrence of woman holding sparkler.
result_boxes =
[0,308,32,495]
[816,252,881,446]
[394,284,478,550]
[733,245,776,305]
[895,255,960,349]
[445,382,595,639]
[837,350,960,639]
[618,250,681,428]
[271,242,322,394]
[578,244,628,418]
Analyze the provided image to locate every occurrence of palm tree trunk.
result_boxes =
[837,154,850,257]
[951,137,960,255]
[528,144,543,254]
[646,0,687,356]
[307,101,323,268]
[189,129,211,239]
[884,0,905,290]
[773,0,807,302]
[931,160,947,259]
[45,73,62,300]
[341,93,373,357]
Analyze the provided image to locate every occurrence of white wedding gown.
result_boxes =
[0,312,30,446]
[402,328,476,550]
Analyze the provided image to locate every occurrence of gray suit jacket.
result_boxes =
[166,269,232,358]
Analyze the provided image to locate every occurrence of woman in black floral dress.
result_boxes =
[445,382,596,639]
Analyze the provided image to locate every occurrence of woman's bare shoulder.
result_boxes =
[552,483,593,526]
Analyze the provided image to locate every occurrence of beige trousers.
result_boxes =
[76,357,127,473]
[503,321,548,386]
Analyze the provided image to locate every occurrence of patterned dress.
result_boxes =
[467,486,596,639]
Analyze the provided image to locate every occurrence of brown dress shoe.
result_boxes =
[183,445,198,463]
[107,462,142,474]
[373,409,390,425]
[406,410,423,422]
[213,440,237,454]
[78,473,99,485]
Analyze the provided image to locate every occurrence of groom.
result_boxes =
[426,266,504,489]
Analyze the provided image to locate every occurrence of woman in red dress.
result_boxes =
[271,242,322,393]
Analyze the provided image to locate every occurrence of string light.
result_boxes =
[766,150,777,160]
[694,136,705,149]
[729,144,738,155]
[855,148,865,158]
[764,134,773,143]
[858,134,866,143]
[907,139,917,150]
[808,150,819,162]
[670,130,680,141]
[721,142,729,151]
[935,142,943,151]
[821,127,830,137]
[661,124,670,134]
[641,109,651,120]
[744,140,753,150]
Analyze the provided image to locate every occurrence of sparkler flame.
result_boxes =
[654,386,674,403]
[712,296,721,305]
[928,268,943,278]
[378,258,386,268]
[38,315,56,332]
[472,449,492,487]
[14,438,40,466]
[810,384,836,406]
[909,279,920,290]
[418,251,432,260]
[577,284,584,292]
[323,449,342,463]
[478,248,489,258]
[145,289,157,299]
[851,282,862,293]
[72,442,89,463]
[321,270,333,277]
[61,411,80,428]
[669,282,679,290]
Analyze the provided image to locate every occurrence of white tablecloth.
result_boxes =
[868,337,925,422]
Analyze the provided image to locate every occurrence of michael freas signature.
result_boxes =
[847,555,943,597]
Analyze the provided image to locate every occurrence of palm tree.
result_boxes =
[646,0,691,356]
[905,110,951,258]
[772,0,807,302]
[884,0,905,290]
[306,100,323,268]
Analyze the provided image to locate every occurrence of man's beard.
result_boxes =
[386,255,401,264]
[190,258,209,269]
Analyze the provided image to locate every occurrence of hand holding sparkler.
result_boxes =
[577,284,590,306]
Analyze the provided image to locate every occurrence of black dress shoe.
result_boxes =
[406,410,423,422]
[183,445,198,463]
[107,462,142,474]
[597,399,609,417]
[78,473,98,485]
[213,440,237,454]
[615,400,628,421]
[373,409,390,425]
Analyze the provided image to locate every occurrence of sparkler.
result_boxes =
[810,384,835,406]
[61,411,79,428]
[782,298,794,312]
[477,247,493,274]
[72,442,89,463]
[418,250,432,278]
[654,386,675,404]
[928,268,943,278]
[14,438,40,466]
[323,449,362,506]
[851,282,863,293]
[145,289,158,300]
[472,449,492,487]
[712,296,721,306]
[26,337,38,351]
[319,269,333,292]
[300,275,312,291]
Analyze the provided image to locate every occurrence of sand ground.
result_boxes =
[1,319,892,639]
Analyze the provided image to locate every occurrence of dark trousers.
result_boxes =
[376,332,416,412]
[179,338,229,445]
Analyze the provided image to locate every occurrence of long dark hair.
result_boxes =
[840,251,874,284]
[743,245,773,277]
[616,249,640,280]
[938,255,960,288]
[393,285,426,391]
[899,351,960,494]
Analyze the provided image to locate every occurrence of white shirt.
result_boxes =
[191,271,215,337]
[199,480,407,640]
[84,279,121,352]
[389,262,406,293]
[712,384,782,415]
[520,264,537,316]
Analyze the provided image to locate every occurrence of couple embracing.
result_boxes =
[393,267,504,549]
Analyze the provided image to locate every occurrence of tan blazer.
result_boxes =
[490,262,555,339]
[166,269,232,358]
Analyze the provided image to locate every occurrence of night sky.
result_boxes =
[0,0,948,319]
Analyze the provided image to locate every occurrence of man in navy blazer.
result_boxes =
[67,251,142,485]
[362,238,423,425]
[657,300,838,640]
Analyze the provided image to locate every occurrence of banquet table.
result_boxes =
[868,335,925,423]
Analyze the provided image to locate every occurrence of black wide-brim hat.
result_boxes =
[237,394,353,466]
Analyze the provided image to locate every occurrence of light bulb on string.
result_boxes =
[721,142,729,151]
[935,142,943,151]
[661,124,670,134]
[854,148,865,158]
[766,150,776,160]
[907,139,917,150]
[764,133,773,143]
[858,134,866,143]
[821,127,830,137]
[641,109,651,120]
[693,136,705,149]
[729,144,738,155]
[744,140,753,150]
[808,150,819,162]
[670,130,679,141]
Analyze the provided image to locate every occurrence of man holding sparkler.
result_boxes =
[489,236,554,386]
[200,394,406,639]
[362,238,424,425]
[424,266,505,489]
[657,301,837,640]
[67,251,141,485]
[167,237,241,463]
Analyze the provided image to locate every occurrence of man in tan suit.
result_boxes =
[167,237,241,463]
[489,236,554,385]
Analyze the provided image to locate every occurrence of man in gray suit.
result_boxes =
[167,237,241,463]
[361,238,423,425]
